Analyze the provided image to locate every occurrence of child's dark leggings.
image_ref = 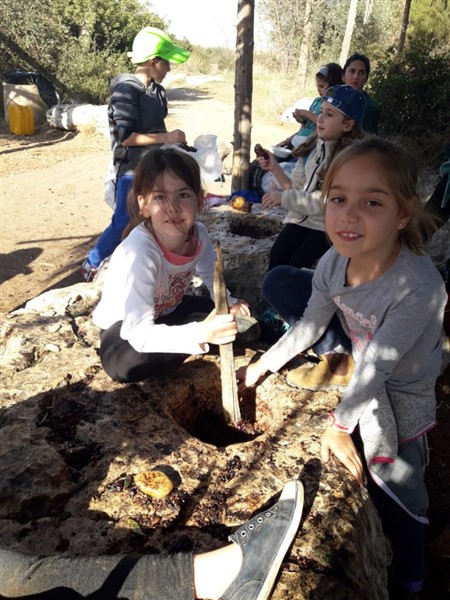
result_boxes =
[0,548,194,599]
[368,477,426,592]
[99,295,214,383]
[269,223,330,271]
[262,265,351,354]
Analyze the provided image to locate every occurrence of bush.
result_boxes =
[370,46,450,163]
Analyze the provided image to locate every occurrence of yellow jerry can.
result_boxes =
[9,104,35,136]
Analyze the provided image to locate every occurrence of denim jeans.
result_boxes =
[87,174,134,268]
[262,265,351,355]
[0,548,194,599]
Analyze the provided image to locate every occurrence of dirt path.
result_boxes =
[1,82,290,313]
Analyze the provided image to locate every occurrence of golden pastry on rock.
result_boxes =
[134,470,174,499]
[229,195,252,212]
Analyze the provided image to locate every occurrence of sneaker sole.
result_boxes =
[256,480,304,600]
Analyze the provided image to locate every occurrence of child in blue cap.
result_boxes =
[258,84,366,272]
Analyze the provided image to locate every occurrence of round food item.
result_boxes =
[230,196,252,212]
[134,470,174,499]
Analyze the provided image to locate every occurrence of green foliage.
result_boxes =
[370,46,450,162]
[0,0,167,102]
[188,46,235,73]
[409,0,450,53]
[56,42,128,103]
[0,0,69,75]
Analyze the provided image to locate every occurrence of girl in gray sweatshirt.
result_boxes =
[238,138,447,598]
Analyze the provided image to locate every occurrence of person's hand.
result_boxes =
[200,310,237,345]
[166,129,187,144]
[255,151,277,171]
[293,108,307,123]
[229,300,251,316]
[236,360,267,392]
[277,139,290,148]
[321,427,364,487]
[262,191,282,209]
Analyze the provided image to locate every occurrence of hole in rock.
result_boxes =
[168,380,267,447]
[228,216,280,239]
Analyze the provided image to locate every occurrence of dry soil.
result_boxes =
[0,78,289,313]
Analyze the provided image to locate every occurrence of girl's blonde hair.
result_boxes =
[123,147,205,239]
[320,137,438,254]
[292,122,363,181]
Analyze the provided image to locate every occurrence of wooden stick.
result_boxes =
[213,242,241,423]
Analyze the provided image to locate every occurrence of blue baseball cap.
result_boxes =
[322,85,366,130]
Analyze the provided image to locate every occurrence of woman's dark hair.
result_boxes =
[343,53,371,78]
[317,62,343,88]
[123,147,204,238]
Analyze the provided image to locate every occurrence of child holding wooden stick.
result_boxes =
[93,147,257,383]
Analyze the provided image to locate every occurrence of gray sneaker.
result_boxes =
[234,315,261,345]
[222,479,304,600]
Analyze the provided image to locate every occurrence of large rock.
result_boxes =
[2,208,448,598]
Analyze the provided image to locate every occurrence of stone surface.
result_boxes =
[1,209,448,599]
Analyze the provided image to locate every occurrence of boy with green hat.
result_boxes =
[82,28,190,282]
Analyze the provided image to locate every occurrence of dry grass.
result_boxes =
[185,67,318,126]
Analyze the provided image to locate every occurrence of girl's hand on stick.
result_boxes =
[201,310,237,345]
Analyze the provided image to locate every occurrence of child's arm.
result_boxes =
[330,277,446,434]
[237,254,338,389]
[122,129,186,147]
[281,188,323,216]
[256,152,293,190]
[277,146,325,216]
[293,108,319,124]
[110,81,187,147]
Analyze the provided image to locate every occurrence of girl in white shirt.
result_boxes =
[93,147,253,383]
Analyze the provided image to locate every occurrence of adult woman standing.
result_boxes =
[343,53,380,134]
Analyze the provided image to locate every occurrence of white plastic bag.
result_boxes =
[192,134,223,182]
[261,161,297,194]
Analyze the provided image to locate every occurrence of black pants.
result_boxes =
[99,295,214,383]
[269,223,330,271]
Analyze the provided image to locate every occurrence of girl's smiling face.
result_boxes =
[138,169,202,248]
[316,101,354,141]
[325,154,410,271]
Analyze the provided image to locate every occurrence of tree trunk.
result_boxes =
[339,0,359,66]
[397,0,412,57]
[231,0,255,193]
[296,0,313,92]
[363,0,373,24]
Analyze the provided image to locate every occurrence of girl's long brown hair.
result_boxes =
[320,137,438,254]
[122,147,205,239]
